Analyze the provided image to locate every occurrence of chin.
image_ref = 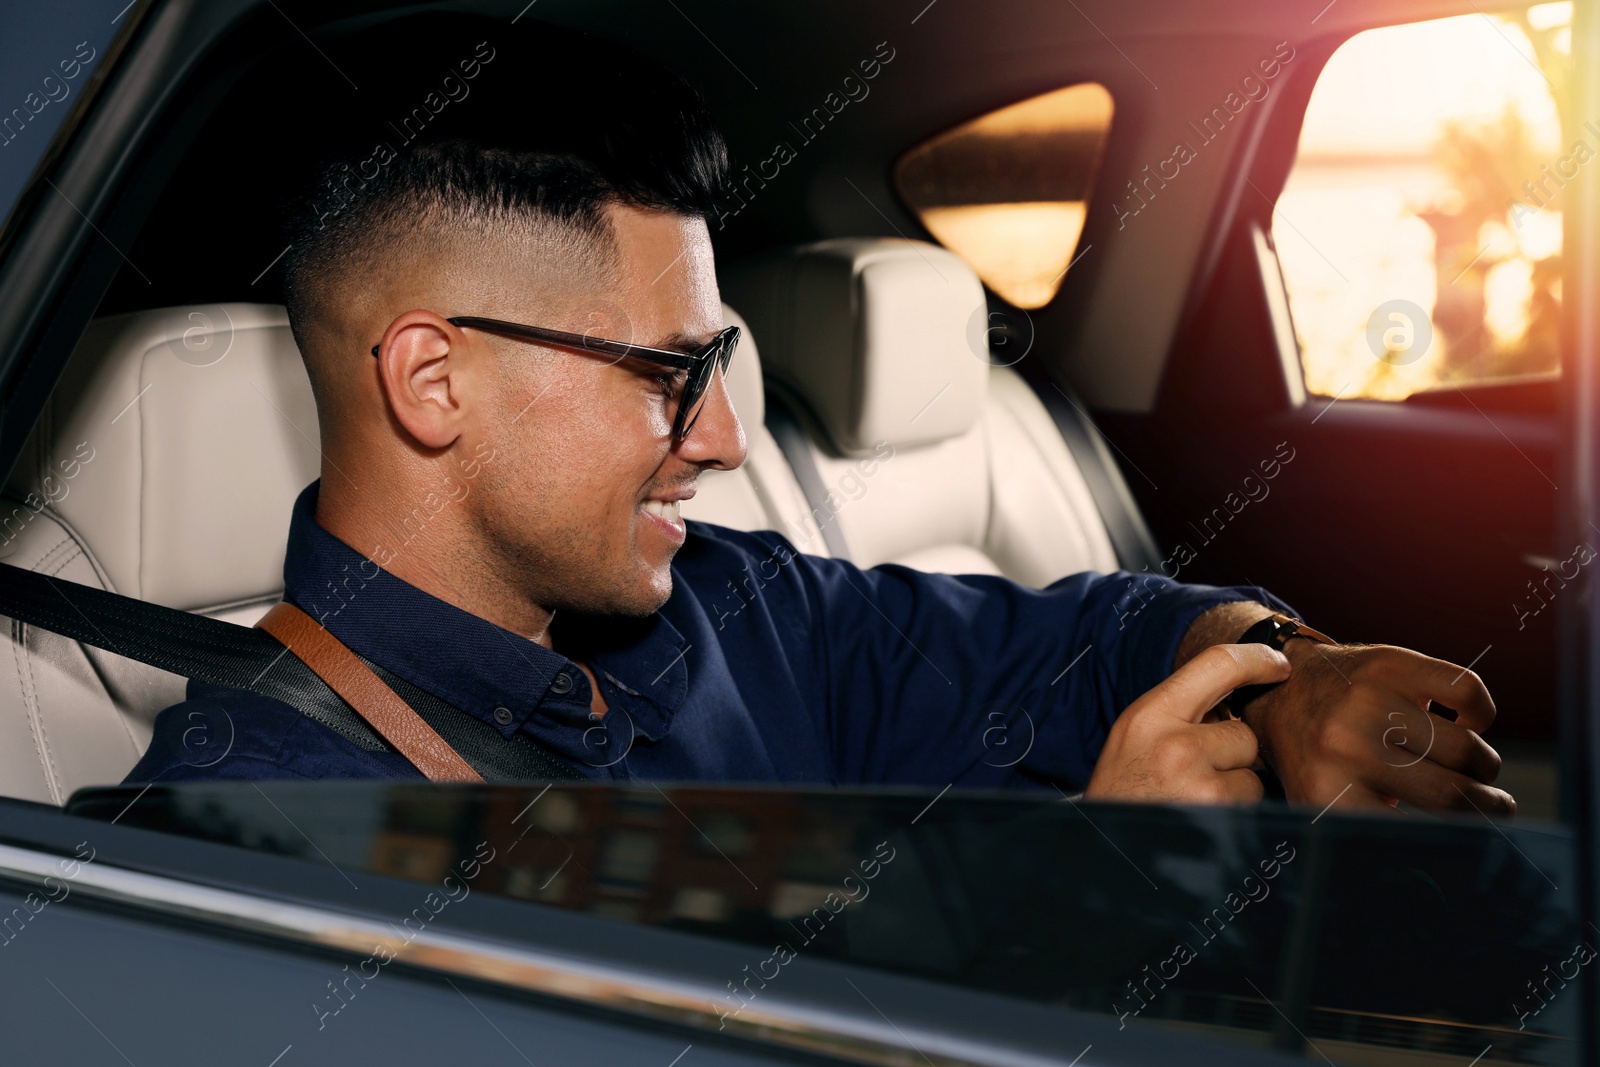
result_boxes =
[606,591,671,618]
[635,573,674,615]
[599,567,674,617]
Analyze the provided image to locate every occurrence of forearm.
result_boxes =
[1174,600,1277,671]
[1078,576,1298,729]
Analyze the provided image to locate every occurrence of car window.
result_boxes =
[69,780,1584,1064]
[0,3,121,240]
[1274,6,1569,400]
[895,83,1112,309]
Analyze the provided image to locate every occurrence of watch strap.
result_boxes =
[1235,612,1334,651]
[1223,612,1334,715]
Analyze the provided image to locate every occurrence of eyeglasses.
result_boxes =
[371,316,740,443]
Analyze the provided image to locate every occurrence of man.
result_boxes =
[126,45,1511,816]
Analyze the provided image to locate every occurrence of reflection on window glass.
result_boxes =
[671,886,733,922]
[896,83,1113,308]
[369,829,456,881]
[1276,5,1569,399]
[71,781,1585,1065]
[597,827,659,885]
[690,811,753,858]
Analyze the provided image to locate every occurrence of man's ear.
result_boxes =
[373,310,472,449]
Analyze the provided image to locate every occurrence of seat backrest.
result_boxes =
[0,303,316,801]
[722,238,1121,587]
[0,300,823,802]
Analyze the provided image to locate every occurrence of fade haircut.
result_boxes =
[278,31,730,358]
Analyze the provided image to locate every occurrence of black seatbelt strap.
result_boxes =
[0,561,582,782]
[765,392,853,560]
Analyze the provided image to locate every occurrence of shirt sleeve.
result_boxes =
[782,551,1296,790]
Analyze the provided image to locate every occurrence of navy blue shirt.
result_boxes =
[126,482,1287,788]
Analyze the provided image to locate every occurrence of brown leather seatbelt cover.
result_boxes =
[256,601,483,782]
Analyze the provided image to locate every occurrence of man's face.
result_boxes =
[465,204,746,617]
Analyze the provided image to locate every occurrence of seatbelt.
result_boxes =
[0,561,583,782]
[256,602,482,782]
[765,392,853,560]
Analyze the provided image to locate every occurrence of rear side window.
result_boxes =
[1275,6,1569,399]
[895,83,1113,309]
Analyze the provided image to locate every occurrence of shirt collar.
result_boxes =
[280,481,687,741]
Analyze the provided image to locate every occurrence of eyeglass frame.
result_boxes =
[370,315,740,443]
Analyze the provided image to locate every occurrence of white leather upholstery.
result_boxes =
[724,239,1120,586]
[721,239,991,457]
[0,304,318,802]
[0,510,183,804]
[679,306,831,553]
[7,304,319,613]
[984,367,1123,587]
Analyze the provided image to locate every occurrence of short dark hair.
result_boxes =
[279,21,730,351]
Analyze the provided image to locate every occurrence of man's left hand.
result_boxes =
[1244,640,1514,816]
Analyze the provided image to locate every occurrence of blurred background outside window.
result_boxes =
[1276,4,1570,399]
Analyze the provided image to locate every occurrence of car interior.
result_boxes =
[0,0,1591,1062]
[0,1,1577,803]
[0,7,1173,804]
[0,246,1137,802]
[0,0,1570,813]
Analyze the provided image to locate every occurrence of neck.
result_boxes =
[314,470,557,648]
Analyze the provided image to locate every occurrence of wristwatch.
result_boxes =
[1221,612,1335,716]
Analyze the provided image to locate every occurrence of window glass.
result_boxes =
[896,83,1112,308]
[69,780,1584,1064]
[1275,5,1569,399]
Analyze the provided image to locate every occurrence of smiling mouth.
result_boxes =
[640,499,682,524]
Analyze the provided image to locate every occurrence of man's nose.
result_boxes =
[677,366,747,470]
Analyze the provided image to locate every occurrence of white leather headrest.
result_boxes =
[721,238,989,457]
[6,304,319,611]
[720,303,763,429]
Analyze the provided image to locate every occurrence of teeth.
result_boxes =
[642,499,682,524]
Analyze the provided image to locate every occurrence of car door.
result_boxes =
[0,777,1577,1066]
[1095,3,1570,760]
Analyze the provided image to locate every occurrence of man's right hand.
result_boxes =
[1085,644,1292,805]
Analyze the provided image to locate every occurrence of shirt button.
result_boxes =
[493,706,514,726]
[549,672,574,695]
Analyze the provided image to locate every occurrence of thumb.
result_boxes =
[1147,644,1291,724]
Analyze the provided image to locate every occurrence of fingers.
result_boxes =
[1216,768,1265,804]
[1371,753,1517,816]
[1368,647,1497,733]
[1153,644,1291,725]
[1376,700,1502,784]
[1312,780,1395,813]
[1094,644,1292,807]
[1198,717,1260,772]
